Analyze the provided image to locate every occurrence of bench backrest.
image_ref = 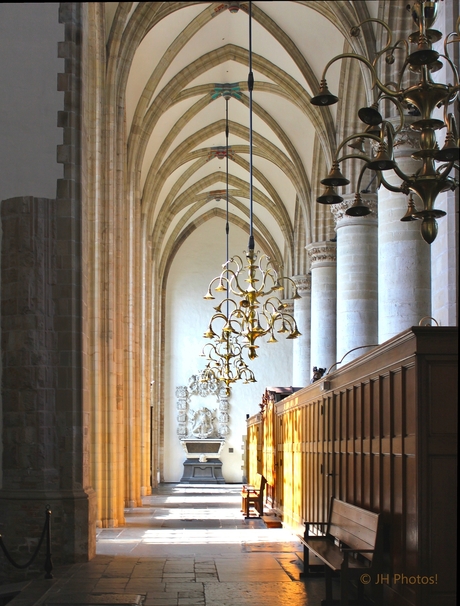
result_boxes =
[327,498,381,563]
[251,473,265,491]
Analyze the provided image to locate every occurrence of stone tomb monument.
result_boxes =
[176,373,229,483]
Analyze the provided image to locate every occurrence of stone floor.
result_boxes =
[6,483,330,606]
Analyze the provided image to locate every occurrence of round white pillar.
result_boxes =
[331,195,378,366]
[378,119,431,343]
[306,242,337,375]
[292,274,311,386]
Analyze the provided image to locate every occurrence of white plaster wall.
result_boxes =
[0,3,63,202]
[164,217,293,483]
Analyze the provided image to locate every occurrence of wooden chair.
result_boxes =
[241,473,267,518]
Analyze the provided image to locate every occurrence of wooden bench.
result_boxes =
[241,473,267,518]
[298,497,383,606]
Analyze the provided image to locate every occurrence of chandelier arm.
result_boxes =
[338,151,375,164]
[335,133,381,159]
[376,119,397,161]
[444,33,458,56]
[378,96,405,135]
[378,172,408,194]
[319,53,402,99]
[213,297,240,314]
[257,253,275,274]
[442,109,456,135]
[374,39,410,96]
[273,315,293,330]
[228,254,244,270]
[390,163,412,185]
[263,298,279,311]
[376,39,409,74]
[437,162,456,181]
[258,309,275,328]
[259,266,281,289]
[276,275,301,298]
[210,267,245,298]
[350,18,394,60]
[204,276,224,299]
[227,273,251,298]
[200,343,213,357]
[386,38,410,63]
[355,161,370,193]
[227,317,245,334]
[207,347,219,362]
[436,56,460,101]
[393,54,412,94]
[209,311,232,322]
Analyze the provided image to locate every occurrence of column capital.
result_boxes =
[306,241,337,268]
[292,274,311,297]
[331,193,378,229]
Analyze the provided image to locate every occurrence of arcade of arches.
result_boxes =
[0,0,458,595]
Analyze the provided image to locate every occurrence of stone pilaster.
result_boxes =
[306,242,337,375]
[331,194,378,365]
[291,275,311,386]
[378,118,431,343]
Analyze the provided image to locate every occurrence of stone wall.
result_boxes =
[0,196,96,581]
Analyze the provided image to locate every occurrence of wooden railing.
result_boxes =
[246,327,457,606]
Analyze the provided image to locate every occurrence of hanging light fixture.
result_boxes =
[203,0,301,361]
[200,93,256,393]
[310,0,459,244]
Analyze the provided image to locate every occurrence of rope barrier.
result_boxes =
[0,507,53,579]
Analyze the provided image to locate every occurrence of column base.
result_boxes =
[0,488,97,583]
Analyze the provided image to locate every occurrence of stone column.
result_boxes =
[378,119,431,343]
[331,194,378,366]
[291,274,311,386]
[0,197,94,581]
[306,242,337,375]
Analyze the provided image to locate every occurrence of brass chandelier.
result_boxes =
[200,333,256,392]
[203,0,301,363]
[311,0,459,244]
[200,94,256,392]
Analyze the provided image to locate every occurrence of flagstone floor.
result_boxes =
[8,483,329,606]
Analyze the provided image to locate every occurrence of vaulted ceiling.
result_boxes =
[104,1,381,275]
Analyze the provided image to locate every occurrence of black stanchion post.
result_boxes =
[44,507,53,579]
[0,506,54,576]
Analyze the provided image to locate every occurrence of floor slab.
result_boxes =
[6,483,332,606]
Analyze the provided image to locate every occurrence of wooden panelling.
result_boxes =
[246,414,262,485]
[249,328,457,606]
